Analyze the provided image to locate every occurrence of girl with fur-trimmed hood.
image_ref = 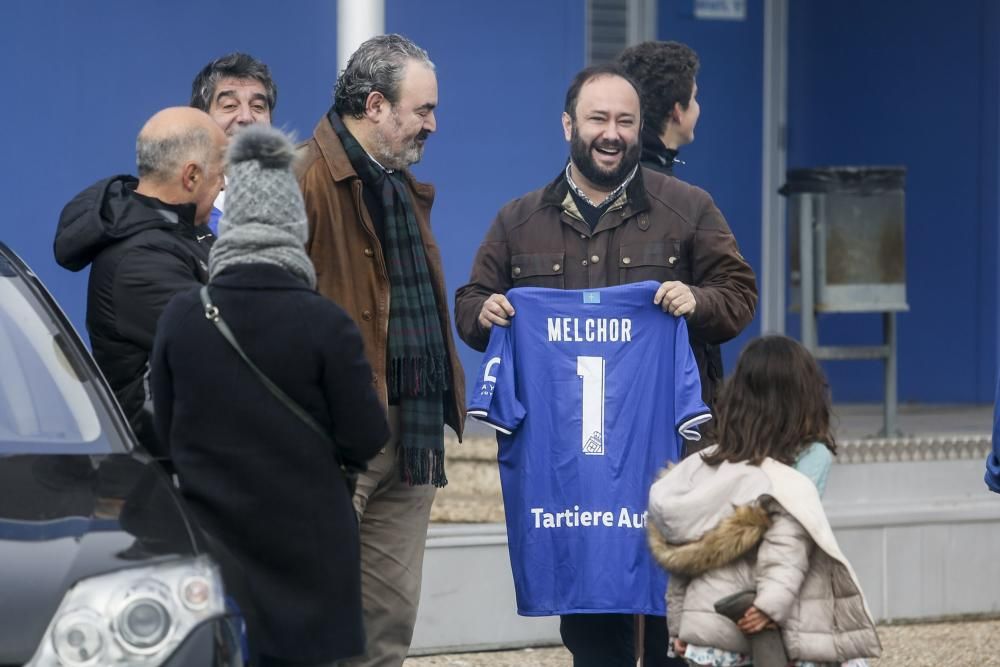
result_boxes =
[647,336,880,666]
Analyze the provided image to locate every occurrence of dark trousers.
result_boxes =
[559,614,687,667]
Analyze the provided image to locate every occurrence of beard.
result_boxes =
[569,124,640,189]
[372,110,429,170]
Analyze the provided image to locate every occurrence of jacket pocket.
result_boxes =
[618,240,685,283]
[511,252,566,289]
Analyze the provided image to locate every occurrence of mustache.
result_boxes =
[416,129,431,141]
[592,138,625,152]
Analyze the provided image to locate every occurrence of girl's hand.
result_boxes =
[736,606,776,634]
[672,638,688,655]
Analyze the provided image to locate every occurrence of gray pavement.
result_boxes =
[830,402,992,440]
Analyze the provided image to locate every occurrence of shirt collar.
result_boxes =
[564,162,638,208]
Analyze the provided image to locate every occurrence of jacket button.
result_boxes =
[363,248,374,257]
[581,259,588,266]
[623,257,632,265]
[590,255,600,264]
[513,266,521,276]
[371,372,378,383]
[552,263,561,272]
[362,310,373,320]
[580,233,587,239]
[669,256,677,265]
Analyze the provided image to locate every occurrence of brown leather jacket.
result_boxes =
[454,168,757,410]
[296,118,465,440]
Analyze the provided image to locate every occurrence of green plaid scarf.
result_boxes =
[330,113,449,487]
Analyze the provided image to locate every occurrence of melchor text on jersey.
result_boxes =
[547,317,633,343]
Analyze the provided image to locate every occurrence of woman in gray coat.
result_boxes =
[646,337,880,666]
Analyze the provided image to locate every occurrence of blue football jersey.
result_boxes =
[468,281,710,616]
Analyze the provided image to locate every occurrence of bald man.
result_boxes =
[55,107,226,458]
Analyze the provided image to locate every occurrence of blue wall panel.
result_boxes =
[657,0,765,372]
[0,0,585,403]
[787,0,997,402]
[0,0,339,338]
[3,0,994,405]
[984,0,1000,400]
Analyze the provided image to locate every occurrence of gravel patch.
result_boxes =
[405,645,569,667]
[870,618,1000,666]
[406,619,1000,666]
[432,436,503,524]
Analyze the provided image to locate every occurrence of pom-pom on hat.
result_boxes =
[209,125,316,287]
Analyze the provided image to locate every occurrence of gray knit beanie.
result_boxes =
[208,125,316,288]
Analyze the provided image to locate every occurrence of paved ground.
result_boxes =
[406,618,1000,666]
[829,402,993,439]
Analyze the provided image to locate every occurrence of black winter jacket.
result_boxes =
[53,176,213,457]
[640,125,681,177]
[151,263,389,663]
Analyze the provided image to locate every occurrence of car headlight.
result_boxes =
[26,556,226,667]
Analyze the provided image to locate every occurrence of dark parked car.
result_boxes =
[0,243,241,666]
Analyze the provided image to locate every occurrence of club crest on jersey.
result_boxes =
[583,431,604,455]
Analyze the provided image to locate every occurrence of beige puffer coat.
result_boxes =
[646,449,881,662]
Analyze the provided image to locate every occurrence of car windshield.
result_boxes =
[0,253,129,455]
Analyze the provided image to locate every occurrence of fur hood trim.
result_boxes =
[647,503,770,577]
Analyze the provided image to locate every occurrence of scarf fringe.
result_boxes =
[402,447,447,488]
[388,355,449,397]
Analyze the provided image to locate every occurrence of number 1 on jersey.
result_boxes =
[577,356,606,455]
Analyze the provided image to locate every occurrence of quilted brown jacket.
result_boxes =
[454,168,756,411]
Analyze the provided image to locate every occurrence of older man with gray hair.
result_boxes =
[54,106,226,460]
[297,34,465,666]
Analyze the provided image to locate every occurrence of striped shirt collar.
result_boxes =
[564,162,638,208]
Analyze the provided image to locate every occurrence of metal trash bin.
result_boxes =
[779,166,908,436]
[781,166,908,313]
